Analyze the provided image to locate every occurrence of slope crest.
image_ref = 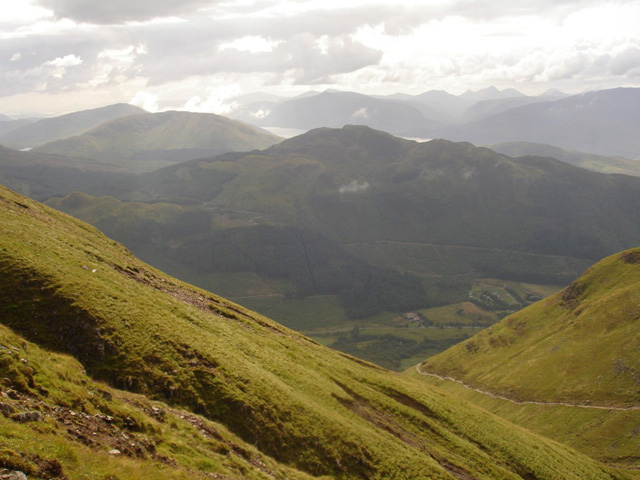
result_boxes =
[420,247,640,406]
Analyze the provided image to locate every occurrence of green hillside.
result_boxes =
[413,248,640,469]
[490,142,640,177]
[48,126,640,315]
[34,111,282,173]
[0,144,134,201]
[43,125,640,367]
[0,104,145,149]
[0,184,630,479]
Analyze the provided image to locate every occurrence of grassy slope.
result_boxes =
[413,248,640,470]
[34,111,282,171]
[0,323,315,480]
[405,373,640,473]
[419,248,640,405]
[0,145,133,201]
[0,184,628,480]
[490,142,640,177]
[0,104,145,149]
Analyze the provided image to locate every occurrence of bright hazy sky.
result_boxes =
[1,0,640,116]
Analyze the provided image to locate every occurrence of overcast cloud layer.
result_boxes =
[1,0,639,115]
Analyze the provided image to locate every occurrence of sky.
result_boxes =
[1,0,640,116]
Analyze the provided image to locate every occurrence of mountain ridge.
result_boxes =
[33,110,283,173]
[0,103,145,149]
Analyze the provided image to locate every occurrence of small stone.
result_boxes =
[0,471,28,480]
[92,269,97,273]
[108,449,121,455]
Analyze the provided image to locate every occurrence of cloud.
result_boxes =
[609,47,640,76]
[35,0,216,24]
[2,0,640,115]
[43,53,82,67]
[130,90,158,111]
[140,30,381,86]
[351,107,369,119]
[339,180,370,194]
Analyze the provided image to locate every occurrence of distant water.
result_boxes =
[263,127,308,139]
[263,126,432,143]
[399,136,433,143]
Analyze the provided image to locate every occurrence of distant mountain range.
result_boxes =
[441,87,640,158]
[227,86,640,158]
[230,90,439,136]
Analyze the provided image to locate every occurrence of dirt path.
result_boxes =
[416,364,640,411]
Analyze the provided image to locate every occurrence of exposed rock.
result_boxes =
[621,250,640,264]
[0,402,15,417]
[11,411,42,423]
[108,449,121,455]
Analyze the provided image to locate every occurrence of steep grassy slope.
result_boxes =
[0,104,145,149]
[414,248,640,469]
[418,247,640,405]
[34,111,282,173]
[407,371,640,472]
[0,323,316,480]
[0,184,629,480]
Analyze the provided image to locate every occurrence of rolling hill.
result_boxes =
[41,125,640,369]
[0,103,145,149]
[0,144,134,201]
[441,88,640,158]
[33,110,283,173]
[0,183,628,479]
[64,125,640,274]
[0,117,39,137]
[490,141,640,177]
[413,247,640,468]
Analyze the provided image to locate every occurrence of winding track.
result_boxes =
[415,364,640,411]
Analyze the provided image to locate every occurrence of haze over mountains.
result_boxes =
[228,86,640,159]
